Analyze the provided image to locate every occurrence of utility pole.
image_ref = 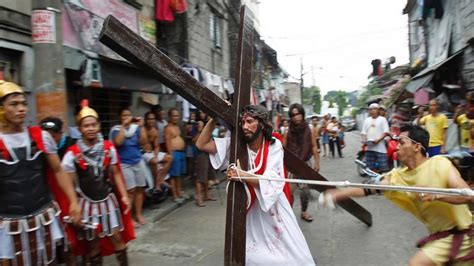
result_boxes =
[31,0,68,124]
[300,57,304,104]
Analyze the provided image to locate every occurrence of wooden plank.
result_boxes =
[99,10,373,235]
[284,150,373,226]
[226,6,254,266]
[99,15,235,127]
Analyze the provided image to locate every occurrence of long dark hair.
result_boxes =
[288,103,305,120]
[240,105,274,142]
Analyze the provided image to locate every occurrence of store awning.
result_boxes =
[405,48,465,93]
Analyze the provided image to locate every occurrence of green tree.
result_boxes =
[335,90,348,117]
[355,83,383,108]
[302,86,322,114]
[328,98,334,108]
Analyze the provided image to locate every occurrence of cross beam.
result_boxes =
[99,10,372,265]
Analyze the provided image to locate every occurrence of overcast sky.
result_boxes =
[258,0,409,96]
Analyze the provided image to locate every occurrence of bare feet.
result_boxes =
[136,215,147,225]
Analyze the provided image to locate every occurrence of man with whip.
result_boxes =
[320,125,473,265]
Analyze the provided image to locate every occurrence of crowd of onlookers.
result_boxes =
[39,91,473,227]
[280,114,346,159]
[41,104,226,227]
[359,91,473,180]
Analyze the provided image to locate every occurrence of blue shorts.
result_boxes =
[428,145,442,157]
[322,134,329,144]
[365,151,389,172]
[169,151,186,177]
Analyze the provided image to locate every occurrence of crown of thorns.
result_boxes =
[239,105,269,122]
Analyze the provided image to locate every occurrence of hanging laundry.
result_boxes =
[170,0,188,14]
[225,79,234,94]
[156,0,174,22]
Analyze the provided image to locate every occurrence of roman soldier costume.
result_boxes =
[61,103,134,264]
[0,80,66,265]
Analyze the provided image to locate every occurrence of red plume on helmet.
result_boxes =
[80,99,89,108]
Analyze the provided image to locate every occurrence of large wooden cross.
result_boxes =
[100,6,372,266]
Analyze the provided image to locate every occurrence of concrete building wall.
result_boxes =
[283,82,301,105]
[406,0,474,90]
[2,0,31,14]
[0,0,35,124]
[187,0,231,78]
[459,0,474,91]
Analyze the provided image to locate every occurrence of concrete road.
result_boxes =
[122,131,426,266]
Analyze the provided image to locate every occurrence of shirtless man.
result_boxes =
[143,111,173,192]
[310,115,321,153]
[165,108,186,202]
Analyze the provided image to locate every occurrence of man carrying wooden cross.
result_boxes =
[196,105,315,265]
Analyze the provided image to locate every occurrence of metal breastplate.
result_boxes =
[75,162,112,201]
[0,146,51,217]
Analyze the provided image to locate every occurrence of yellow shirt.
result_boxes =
[456,114,474,150]
[420,114,448,147]
[384,156,472,234]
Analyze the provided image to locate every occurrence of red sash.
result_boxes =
[64,141,135,256]
[246,134,293,212]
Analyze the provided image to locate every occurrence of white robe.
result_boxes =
[210,137,315,266]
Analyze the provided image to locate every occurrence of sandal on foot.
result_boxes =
[301,213,313,222]
[195,201,206,207]
[205,197,217,201]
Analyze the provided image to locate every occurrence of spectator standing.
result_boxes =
[338,124,346,150]
[152,104,168,152]
[321,114,330,157]
[111,107,148,226]
[193,119,217,207]
[413,105,426,126]
[418,99,448,156]
[284,103,320,222]
[454,92,474,153]
[280,119,289,135]
[40,117,76,158]
[143,111,173,192]
[185,111,199,179]
[165,108,187,203]
[361,103,390,172]
[310,116,321,153]
[327,117,343,158]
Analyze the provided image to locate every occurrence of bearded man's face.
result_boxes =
[241,115,263,143]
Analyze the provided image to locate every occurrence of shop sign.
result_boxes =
[138,15,157,45]
[32,10,56,43]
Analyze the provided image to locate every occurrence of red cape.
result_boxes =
[246,133,293,212]
[47,139,135,256]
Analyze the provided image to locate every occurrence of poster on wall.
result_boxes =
[62,0,138,59]
[32,10,56,43]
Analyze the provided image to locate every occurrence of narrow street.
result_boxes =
[125,132,426,266]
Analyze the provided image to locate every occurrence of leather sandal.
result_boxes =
[301,213,313,222]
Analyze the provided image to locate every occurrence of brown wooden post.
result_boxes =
[225,6,254,265]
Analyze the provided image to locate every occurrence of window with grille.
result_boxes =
[210,12,222,49]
